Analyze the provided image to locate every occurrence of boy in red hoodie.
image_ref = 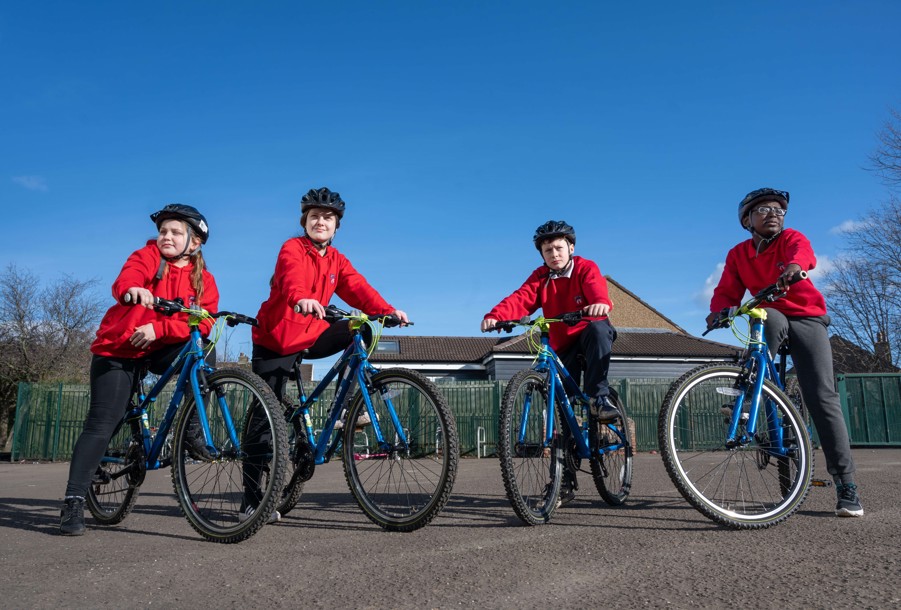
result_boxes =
[482,220,618,504]
[708,187,862,517]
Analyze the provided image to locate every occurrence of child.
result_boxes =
[60,204,219,535]
[482,220,618,504]
[708,187,863,517]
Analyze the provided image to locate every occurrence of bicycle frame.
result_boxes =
[724,308,792,453]
[288,319,410,466]
[117,318,223,470]
[523,329,626,461]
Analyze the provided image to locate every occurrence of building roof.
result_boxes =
[830,334,899,374]
[370,330,741,364]
[605,277,686,333]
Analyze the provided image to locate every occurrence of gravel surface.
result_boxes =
[1,449,899,608]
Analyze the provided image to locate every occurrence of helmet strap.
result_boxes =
[753,229,783,256]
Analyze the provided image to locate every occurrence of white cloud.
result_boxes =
[808,254,834,281]
[829,219,868,235]
[694,262,725,306]
[12,175,49,192]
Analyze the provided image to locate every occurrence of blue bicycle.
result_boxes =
[277,304,459,532]
[85,297,288,543]
[491,313,633,525]
[657,273,814,529]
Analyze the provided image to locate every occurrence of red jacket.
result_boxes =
[91,241,220,358]
[710,228,827,317]
[484,256,613,353]
[253,237,394,355]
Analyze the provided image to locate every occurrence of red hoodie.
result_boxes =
[710,228,827,317]
[91,241,219,358]
[253,236,394,355]
[483,256,613,353]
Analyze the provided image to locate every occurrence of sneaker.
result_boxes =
[593,396,621,424]
[59,497,86,536]
[238,504,281,524]
[184,419,213,461]
[334,410,372,431]
[556,486,576,508]
[184,431,213,461]
[835,483,864,517]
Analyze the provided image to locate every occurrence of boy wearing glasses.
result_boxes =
[706,187,863,517]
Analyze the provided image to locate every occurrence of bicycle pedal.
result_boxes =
[810,479,833,488]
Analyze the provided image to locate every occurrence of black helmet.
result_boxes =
[150,204,209,243]
[533,220,576,250]
[301,187,345,219]
[737,188,789,229]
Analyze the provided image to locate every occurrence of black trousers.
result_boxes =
[559,319,617,402]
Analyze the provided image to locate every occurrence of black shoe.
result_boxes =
[59,497,85,536]
[835,483,864,517]
[556,486,576,508]
[594,396,621,424]
[184,423,213,461]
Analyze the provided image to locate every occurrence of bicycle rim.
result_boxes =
[590,389,633,505]
[343,368,458,532]
[498,369,562,525]
[659,364,813,529]
[86,418,144,524]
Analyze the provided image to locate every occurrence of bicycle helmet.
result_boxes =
[300,187,345,219]
[737,188,789,230]
[150,204,210,244]
[533,220,576,250]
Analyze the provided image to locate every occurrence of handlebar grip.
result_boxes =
[123,293,132,304]
[787,270,808,285]
[293,304,302,314]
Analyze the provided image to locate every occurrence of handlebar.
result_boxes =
[122,293,258,327]
[703,270,808,335]
[293,303,411,328]
[485,311,583,334]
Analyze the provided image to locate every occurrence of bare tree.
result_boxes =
[0,264,103,449]
[869,107,901,188]
[824,253,899,370]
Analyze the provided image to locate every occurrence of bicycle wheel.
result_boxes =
[172,367,288,543]
[658,363,813,529]
[590,389,633,505]
[342,368,458,532]
[86,418,146,525]
[277,417,314,516]
[498,369,563,525]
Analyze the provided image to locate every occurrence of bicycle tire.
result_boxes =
[342,368,458,532]
[171,367,288,543]
[86,418,146,525]
[277,417,314,516]
[589,388,633,505]
[498,369,563,525]
[658,363,813,529]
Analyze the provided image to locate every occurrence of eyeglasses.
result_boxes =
[753,206,786,217]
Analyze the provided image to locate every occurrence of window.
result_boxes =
[375,340,399,353]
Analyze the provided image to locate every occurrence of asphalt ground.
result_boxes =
[1,448,899,609]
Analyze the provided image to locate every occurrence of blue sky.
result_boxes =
[2,2,900,370]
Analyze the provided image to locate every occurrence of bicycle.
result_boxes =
[657,272,814,529]
[85,296,288,543]
[489,313,633,525]
[276,304,458,532]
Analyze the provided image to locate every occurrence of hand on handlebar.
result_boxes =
[294,299,326,319]
[123,287,155,308]
[582,303,610,318]
[481,318,498,333]
[776,264,805,292]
